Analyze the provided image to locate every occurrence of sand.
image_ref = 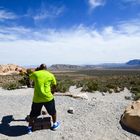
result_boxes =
[0,87,139,140]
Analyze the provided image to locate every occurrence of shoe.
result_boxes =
[51,122,60,130]
[27,126,32,134]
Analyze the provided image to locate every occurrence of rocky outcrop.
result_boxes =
[121,100,140,133]
[0,64,26,75]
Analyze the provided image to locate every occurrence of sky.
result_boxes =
[0,0,140,66]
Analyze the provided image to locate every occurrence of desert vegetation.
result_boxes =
[0,69,140,100]
[0,75,24,90]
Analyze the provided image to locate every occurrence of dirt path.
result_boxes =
[0,87,139,140]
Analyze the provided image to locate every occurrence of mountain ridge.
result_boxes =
[48,59,140,70]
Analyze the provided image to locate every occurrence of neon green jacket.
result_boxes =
[30,70,56,103]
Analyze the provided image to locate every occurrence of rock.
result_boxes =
[121,100,140,132]
[102,92,106,96]
[124,96,132,100]
[72,93,89,100]
[69,86,82,93]
[0,64,26,75]
[67,107,74,114]
[55,92,89,100]
[41,110,47,115]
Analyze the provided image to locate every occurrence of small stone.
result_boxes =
[124,96,132,100]
[67,107,74,114]
[102,92,105,96]
[42,110,47,115]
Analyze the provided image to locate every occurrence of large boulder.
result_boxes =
[121,100,140,133]
[0,64,26,75]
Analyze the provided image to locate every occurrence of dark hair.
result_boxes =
[35,67,40,71]
[39,64,47,70]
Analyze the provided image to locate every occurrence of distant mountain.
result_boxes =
[126,59,140,65]
[21,59,140,71]
[48,63,127,71]
[49,61,140,71]
[49,64,83,71]
[23,65,39,68]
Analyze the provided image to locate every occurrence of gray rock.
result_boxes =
[67,107,74,114]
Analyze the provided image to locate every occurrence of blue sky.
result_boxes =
[0,0,140,65]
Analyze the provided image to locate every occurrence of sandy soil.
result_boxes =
[0,87,139,140]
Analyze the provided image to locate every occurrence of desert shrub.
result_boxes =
[130,81,136,85]
[56,82,68,93]
[26,69,33,75]
[76,80,85,88]
[114,88,120,93]
[82,80,98,92]
[2,82,22,90]
[18,78,27,86]
[56,79,74,93]
[98,86,109,93]
[106,83,117,89]
[19,69,34,88]
[54,70,140,95]
[118,87,124,92]
[130,85,140,100]
[132,93,140,101]
[131,86,140,94]
[1,69,140,94]
[76,78,126,93]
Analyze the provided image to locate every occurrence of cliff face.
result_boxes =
[0,64,26,75]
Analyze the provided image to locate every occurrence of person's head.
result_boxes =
[39,64,47,70]
[35,67,40,71]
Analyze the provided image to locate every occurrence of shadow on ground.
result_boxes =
[0,115,28,136]
[120,120,140,136]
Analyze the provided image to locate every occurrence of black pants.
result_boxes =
[29,99,56,118]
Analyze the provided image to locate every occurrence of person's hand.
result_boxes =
[51,85,56,94]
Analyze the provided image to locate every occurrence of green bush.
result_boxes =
[19,69,34,88]
[18,78,27,86]
[0,69,140,95]
[133,93,140,101]
[130,81,136,85]
[82,81,98,92]
[56,80,74,93]
[106,84,117,89]
[56,82,68,93]
[131,86,140,94]
[2,82,22,90]
[98,86,108,93]
[76,81,84,88]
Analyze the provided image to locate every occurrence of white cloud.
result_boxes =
[0,26,32,41]
[122,0,140,4]
[0,19,140,65]
[26,3,65,22]
[0,10,17,20]
[33,7,64,20]
[88,0,105,9]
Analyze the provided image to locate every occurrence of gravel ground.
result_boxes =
[0,87,139,140]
